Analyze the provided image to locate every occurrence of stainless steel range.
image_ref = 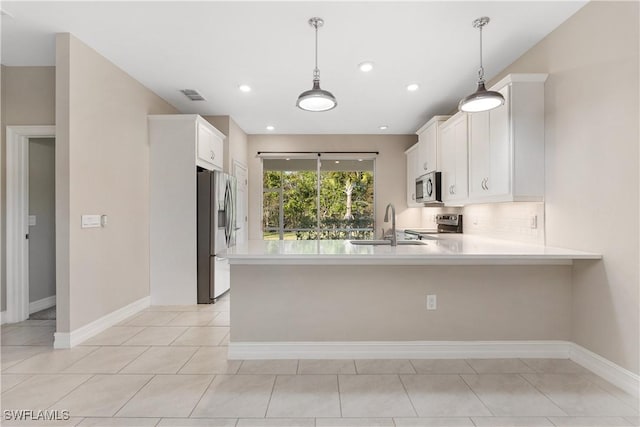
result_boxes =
[404,214,463,239]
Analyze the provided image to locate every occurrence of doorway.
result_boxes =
[5,126,56,325]
[26,138,56,320]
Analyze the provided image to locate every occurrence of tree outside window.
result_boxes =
[262,157,374,240]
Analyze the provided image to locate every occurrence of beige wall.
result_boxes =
[228,117,248,171]
[231,264,572,342]
[28,137,57,304]
[0,66,56,312]
[56,33,178,331]
[247,134,420,240]
[490,1,639,373]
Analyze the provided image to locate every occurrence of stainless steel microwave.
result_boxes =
[415,172,442,205]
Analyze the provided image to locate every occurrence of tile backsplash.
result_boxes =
[462,202,545,245]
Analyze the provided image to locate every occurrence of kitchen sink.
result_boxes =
[349,240,426,246]
[349,240,391,245]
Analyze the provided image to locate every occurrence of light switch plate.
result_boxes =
[28,215,37,226]
[81,214,101,228]
[426,294,437,310]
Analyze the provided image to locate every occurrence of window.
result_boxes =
[262,156,375,240]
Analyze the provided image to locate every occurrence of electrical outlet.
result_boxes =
[426,294,437,310]
[530,215,538,229]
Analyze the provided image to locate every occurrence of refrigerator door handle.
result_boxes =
[223,180,232,246]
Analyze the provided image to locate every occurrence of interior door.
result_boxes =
[233,161,249,244]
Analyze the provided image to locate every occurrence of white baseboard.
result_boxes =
[570,342,640,398]
[54,296,150,349]
[229,339,639,399]
[29,295,56,314]
[228,340,571,360]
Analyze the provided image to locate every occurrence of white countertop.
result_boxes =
[224,235,601,266]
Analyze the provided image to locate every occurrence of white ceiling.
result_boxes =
[1,1,586,135]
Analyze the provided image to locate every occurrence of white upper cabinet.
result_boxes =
[440,112,469,205]
[418,122,436,174]
[196,117,224,171]
[405,144,421,207]
[406,115,450,208]
[416,115,451,175]
[468,73,547,203]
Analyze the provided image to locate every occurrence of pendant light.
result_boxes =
[459,17,505,113]
[296,17,337,112]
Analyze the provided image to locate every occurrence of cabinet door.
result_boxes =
[452,116,468,201]
[468,111,490,198]
[406,145,421,207]
[197,121,223,171]
[487,85,510,196]
[418,123,437,174]
[440,121,457,202]
[441,114,468,204]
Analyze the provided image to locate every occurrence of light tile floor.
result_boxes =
[1,293,639,427]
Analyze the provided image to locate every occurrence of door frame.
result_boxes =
[6,125,56,323]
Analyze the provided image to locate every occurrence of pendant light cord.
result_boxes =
[313,21,320,81]
[477,24,485,83]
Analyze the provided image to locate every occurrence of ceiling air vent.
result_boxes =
[180,89,206,101]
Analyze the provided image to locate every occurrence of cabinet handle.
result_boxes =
[452,184,456,195]
[485,178,489,190]
[210,150,215,160]
[481,178,487,190]
[423,162,428,170]
[411,193,415,200]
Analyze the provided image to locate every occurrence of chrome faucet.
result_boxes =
[383,203,397,246]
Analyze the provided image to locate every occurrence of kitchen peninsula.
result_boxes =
[226,237,600,359]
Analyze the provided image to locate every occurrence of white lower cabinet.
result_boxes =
[440,112,468,205]
[467,73,547,203]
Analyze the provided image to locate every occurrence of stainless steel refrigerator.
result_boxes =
[197,169,237,303]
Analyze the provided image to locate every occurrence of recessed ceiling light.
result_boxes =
[358,159,363,162]
[335,160,340,164]
[406,83,420,92]
[266,125,275,131]
[238,84,252,93]
[286,158,291,161]
[358,61,374,72]
[379,125,389,131]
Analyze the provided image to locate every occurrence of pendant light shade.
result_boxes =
[297,80,338,112]
[296,17,337,112]
[459,17,504,113]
